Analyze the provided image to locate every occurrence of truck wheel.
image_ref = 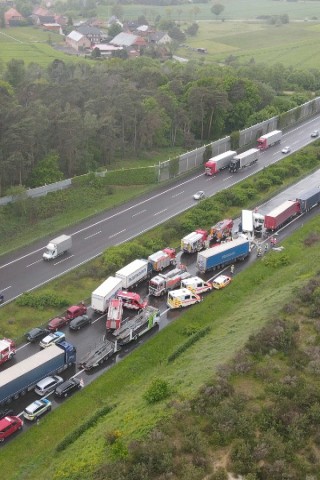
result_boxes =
[20,390,27,397]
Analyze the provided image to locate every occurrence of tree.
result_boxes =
[108,23,122,39]
[186,23,199,36]
[211,3,225,19]
[27,152,63,188]
[111,4,124,20]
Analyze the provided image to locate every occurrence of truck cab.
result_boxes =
[117,291,147,310]
[0,339,16,366]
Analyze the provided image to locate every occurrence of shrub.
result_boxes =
[16,292,69,310]
[143,379,171,404]
[168,326,211,362]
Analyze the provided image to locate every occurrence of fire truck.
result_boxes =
[117,291,147,310]
[210,218,233,243]
[148,247,176,272]
[149,266,191,296]
[0,338,16,366]
[106,298,123,330]
[181,229,209,253]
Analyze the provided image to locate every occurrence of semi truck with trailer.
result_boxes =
[91,277,123,314]
[197,237,251,273]
[0,341,76,406]
[257,130,282,150]
[43,234,72,261]
[229,148,259,173]
[115,259,153,289]
[296,187,320,213]
[149,266,190,296]
[181,229,209,253]
[148,248,176,272]
[79,339,119,370]
[0,338,16,366]
[264,200,300,231]
[204,150,236,176]
[113,306,160,346]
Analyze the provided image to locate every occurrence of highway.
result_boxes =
[1,116,320,304]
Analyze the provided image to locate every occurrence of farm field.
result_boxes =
[178,21,320,68]
[0,27,80,66]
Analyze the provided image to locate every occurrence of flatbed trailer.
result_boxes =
[113,306,160,346]
[79,339,119,370]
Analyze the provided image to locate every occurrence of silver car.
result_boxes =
[34,375,63,396]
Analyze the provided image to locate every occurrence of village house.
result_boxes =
[4,7,24,26]
[76,25,103,44]
[148,31,172,45]
[66,30,91,51]
[110,32,146,53]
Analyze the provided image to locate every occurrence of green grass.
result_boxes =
[1,214,320,479]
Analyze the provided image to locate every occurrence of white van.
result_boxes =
[181,276,212,294]
[167,288,201,309]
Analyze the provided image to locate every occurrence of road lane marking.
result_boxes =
[172,191,184,198]
[26,259,43,268]
[132,209,147,217]
[53,255,74,265]
[154,208,168,216]
[109,229,126,239]
[85,231,101,240]
[223,176,233,181]
[1,285,11,292]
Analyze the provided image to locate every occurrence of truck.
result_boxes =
[229,148,259,173]
[113,306,160,346]
[106,298,123,330]
[204,150,237,176]
[240,210,264,236]
[115,259,153,290]
[296,187,320,213]
[0,338,16,367]
[0,341,76,406]
[264,200,300,231]
[197,237,251,273]
[148,248,176,272]
[181,229,209,253]
[79,338,119,370]
[149,266,191,296]
[91,276,123,314]
[257,130,282,150]
[181,276,213,294]
[43,234,72,261]
[167,288,201,309]
[210,219,233,243]
[116,291,147,310]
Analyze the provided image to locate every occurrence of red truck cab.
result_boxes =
[117,291,147,310]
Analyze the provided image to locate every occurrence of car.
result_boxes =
[55,377,81,398]
[34,375,63,396]
[0,293,4,304]
[0,409,14,420]
[26,327,50,343]
[69,314,91,331]
[311,130,319,138]
[48,316,69,332]
[193,190,205,200]
[39,331,65,349]
[212,274,232,290]
[23,399,52,421]
[281,146,291,154]
[0,416,23,442]
[66,303,87,320]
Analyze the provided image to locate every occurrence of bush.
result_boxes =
[143,379,171,404]
[16,292,69,310]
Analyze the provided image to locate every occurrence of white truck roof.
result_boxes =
[234,148,259,160]
[168,288,195,298]
[181,276,204,286]
[148,250,166,262]
[182,232,203,242]
[260,130,282,139]
[92,276,122,296]
[116,259,148,277]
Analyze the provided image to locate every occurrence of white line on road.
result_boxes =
[1,285,11,292]
[53,255,74,266]
[109,229,126,239]
[0,247,45,270]
[223,176,233,181]
[132,209,147,217]
[84,231,102,240]
[154,208,168,216]
[172,191,184,198]
[26,259,43,268]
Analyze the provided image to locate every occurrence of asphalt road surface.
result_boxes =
[1,116,320,303]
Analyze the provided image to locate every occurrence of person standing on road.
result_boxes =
[230,264,235,275]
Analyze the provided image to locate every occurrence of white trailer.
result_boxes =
[229,148,259,173]
[257,130,282,150]
[91,276,123,313]
[43,234,72,261]
[204,150,237,175]
[115,259,152,289]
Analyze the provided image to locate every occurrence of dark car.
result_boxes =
[26,327,50,343]
[0,409,14,420]
[55,377,81,398]
[48,316,69,332]
[0,293,4,304]
[69,314,91,331]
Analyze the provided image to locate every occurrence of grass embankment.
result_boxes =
[1,212,320,479]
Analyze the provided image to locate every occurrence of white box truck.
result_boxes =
[115,259,153,289]
[91,276,123,313]
[43,234,72,261]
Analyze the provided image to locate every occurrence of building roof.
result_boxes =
[67,30,85,42]
[4,7,23,20]
[33,7,51,16]
[77,25,102,35]
[92,44,123,51]
[110,32,138,47]
[149,31,171,43]
[136,24,149,32]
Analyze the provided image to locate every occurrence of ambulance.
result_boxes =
[180,276,213,294]
[167,288,201,309]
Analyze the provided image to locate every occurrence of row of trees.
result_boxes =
[0,55,317,193]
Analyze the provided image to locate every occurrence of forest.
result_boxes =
[0,55,318,194]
